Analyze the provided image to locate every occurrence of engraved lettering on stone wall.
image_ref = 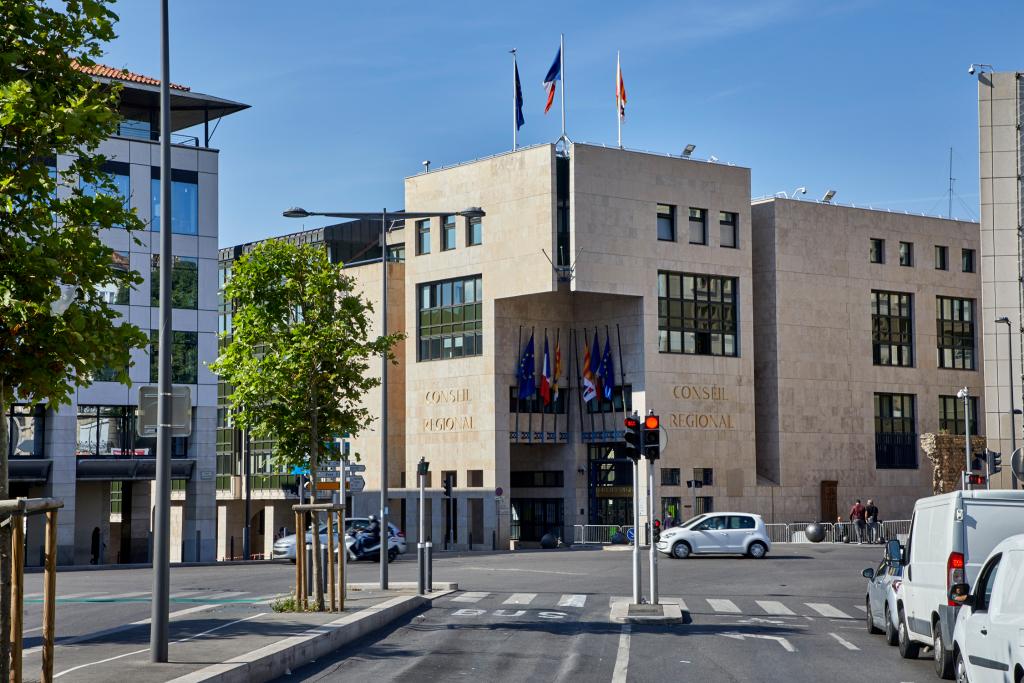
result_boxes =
[670,384,733,429]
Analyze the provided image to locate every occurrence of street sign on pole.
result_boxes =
[345,463,367,473]
[348,475,366,493]
[137,386,192,437]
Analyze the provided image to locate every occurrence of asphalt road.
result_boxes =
[18,543,943,681]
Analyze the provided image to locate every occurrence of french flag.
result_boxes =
[543,46,561,114]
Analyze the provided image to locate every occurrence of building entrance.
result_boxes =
[588,444,634,526]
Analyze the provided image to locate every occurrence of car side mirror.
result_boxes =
[948,583,973,607]
[862,567,875,580]
[885,539,903,565]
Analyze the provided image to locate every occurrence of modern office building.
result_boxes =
[4,64,247,564]
[976,69,1024,490]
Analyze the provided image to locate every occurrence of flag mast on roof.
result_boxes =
[543,34,570,152]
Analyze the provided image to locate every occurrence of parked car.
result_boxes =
[891,489,1024,679]
[862,554,903,646]
[272,518,405,561]
[656,512,771,559]
[949,533,1024,683]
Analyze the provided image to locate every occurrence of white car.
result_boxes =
[950,534,1024,683]
[863,555,904,646]
[656,512,771,559]
[272,518,406,561]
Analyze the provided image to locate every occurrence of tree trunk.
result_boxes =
[309,382,325,611]
[1,384,12,681]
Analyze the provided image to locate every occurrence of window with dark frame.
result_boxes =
[899,241,913,267]
[584,384,632,415]
[467,470,484,487]
[6,404,45,458]
[467,216,482,246]
[658,271,738,356]
[688,208,707,245]
[695,496,714,514]
[81,160,131,226]
[509,386,570,414]
[417,275,483,361]
[961,248,975,273]
[870,238,885,264]
[149,330,198,384]
[441,215,457,251]
[939,395,979,435]
[694,467,714,486]
[151,168,199,235]
[657,204,676,241]
[99,250,131,305]
[936,296,976,370]
[75,405,187,458]
[416,219,431,255]
[935,245,948,270]
[151,254,198,309]
[661,468,681,486]
[874,393,918,469]
[871,290,913,367]
[509,471,564,488]
[719,211,738,248]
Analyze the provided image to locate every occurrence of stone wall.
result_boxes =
[920,433,987,494]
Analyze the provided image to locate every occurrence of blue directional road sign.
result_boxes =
[290,465,310,476]
[626,528,635,542]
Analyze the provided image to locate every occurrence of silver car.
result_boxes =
[656,513,772,559]
[863,556,903,646]
[272,518,405,561]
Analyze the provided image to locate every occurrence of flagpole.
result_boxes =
[514,325,523,443]
[540,328,547,443]
[511,48,518,151]
[617,51,622,149]
[572,329,586,445]
[560,33,566,141]
[553,328,560,443]
[528,327,535,443]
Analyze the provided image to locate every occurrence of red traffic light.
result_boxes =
[644,415,659,430]
[624,416,640,429]
[653,519,661,528]
[968,474,986,486]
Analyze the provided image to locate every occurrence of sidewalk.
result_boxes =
[25,585,453,683]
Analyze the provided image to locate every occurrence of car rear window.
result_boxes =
[728,516,755,529]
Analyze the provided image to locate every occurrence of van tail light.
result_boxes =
[397,531,405,538]
[947,552,965,606]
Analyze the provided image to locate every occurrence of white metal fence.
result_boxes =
[574,525,632,545]
[573,520,911,545]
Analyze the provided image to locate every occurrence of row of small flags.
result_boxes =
[515,330,615,405]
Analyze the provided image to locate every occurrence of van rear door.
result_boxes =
[963,498,1024,583]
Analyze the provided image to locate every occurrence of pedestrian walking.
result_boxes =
[850,499,867,544]
[865,499,880,543]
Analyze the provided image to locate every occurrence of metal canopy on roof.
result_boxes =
[114,80,249,132]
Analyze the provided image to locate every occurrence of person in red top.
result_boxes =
[849,499,867,544]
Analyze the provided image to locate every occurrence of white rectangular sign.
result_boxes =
[137,386,192,437]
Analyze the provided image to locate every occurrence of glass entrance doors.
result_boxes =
[588,443,634,526]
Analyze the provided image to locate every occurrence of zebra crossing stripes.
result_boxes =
[806,603,854,619]
[452,592,490,603]
[706,598,741,613]
[756,600,795,616]
[502,593,538,605]
[557,594,587,608]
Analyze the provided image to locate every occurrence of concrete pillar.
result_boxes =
[127,480,152,563]
[182,406,218,561]
[263,503,280,560]
[216,502,228,561]
[44,405,77,565]
[73,481,110,565]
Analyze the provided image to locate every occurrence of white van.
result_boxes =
[891,489,1024,679]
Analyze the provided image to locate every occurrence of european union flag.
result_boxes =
[600,336,615,400]
[514,58,525,131]
[517,333,536,400]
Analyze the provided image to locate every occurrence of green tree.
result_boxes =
[0,1,148,675]
[211,240,402,611]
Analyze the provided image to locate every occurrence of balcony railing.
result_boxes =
[875,432,918,469]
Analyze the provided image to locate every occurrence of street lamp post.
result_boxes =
[957,387,971,490]
[995,316,1020,489]
[284,205,484,590]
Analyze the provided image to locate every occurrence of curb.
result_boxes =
[348,581,457,591]
[167,590,454,683]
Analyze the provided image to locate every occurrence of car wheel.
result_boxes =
[884,604,898,646]
[388,548,398,562]
[934,627,954,679]
[866,599,882,634]
[747,541,767,559]
[954,649,969,683]
[897,608,920,659]
[671,542,691,559]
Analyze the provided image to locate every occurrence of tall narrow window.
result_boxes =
[688,208,707,245]
[416,219,431,255]
[417,275,483,361]
[719,211,738,248]
[151,255,199,309]
[150,330,198,384]
[441,215,457,251]
[935,245,948,270]
[874,393,918,469]
[961,248,975,273]
[869,238,885,264]
[939,395,978,435]
[658,271,738,356]
[936,297,975,370]
[657,204,676,241]
[871,290,913,367]
[98,251,131,305]
[899,241,913,267]
[81,160,131,225]
[151,168,199,235]
[467,216,482,246]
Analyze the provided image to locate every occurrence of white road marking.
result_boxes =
[707,598,741,613]
[806,603,853,619]
[503,593,537,605]
[55,592,106,600]
[756,600,795,616]
[721,631,795,652]
[829,632,860,650]
[612,624,631,683]
[452,592,489,603]
[557,594,586,608]
[462,566,584,576]
[854,605,867,612]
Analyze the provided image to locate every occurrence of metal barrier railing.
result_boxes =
[572,520,912,545]
[764,523,791,543]
[573,524,632,544]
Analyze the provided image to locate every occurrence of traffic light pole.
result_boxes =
[631,457,641,604]
[648,456,658,605]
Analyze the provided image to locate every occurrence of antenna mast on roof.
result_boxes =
[948,147,955,219]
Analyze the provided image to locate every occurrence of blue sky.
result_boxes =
[99,1,1024,247]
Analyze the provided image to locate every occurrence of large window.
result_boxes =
[150,330,199,384]
[657,204,676,241]
[416,219,431,255]
[870,238,885,264]
[874,393,917,469]
[509,386,569,414]
[7,405,45,458]
[693,467,714,486]
[510,471,564,488]
[76,405,187,458]
[151,168,198,235]
[467,217,482,246]
[98,250,131,305]
[151,255,198,309]
[584,384,632,415]
[936,297,975,370]
[719,211,738,248]
[81,160,130,225]
[510,498,564,542]
[871,290,913,367]
[688,208,707,245]
[658,271,738,356]
[441,215,456,251]
[417,275,483,361]
[939,395,979,435]
[661,468,680,486]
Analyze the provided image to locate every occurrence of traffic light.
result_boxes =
[417,458,430,477]
[442,474,453,498]
[643,412,660,460]
[623,414,641,459]
[988,450,1003,475]
[652,518,662,543]
[968,473,987,487]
